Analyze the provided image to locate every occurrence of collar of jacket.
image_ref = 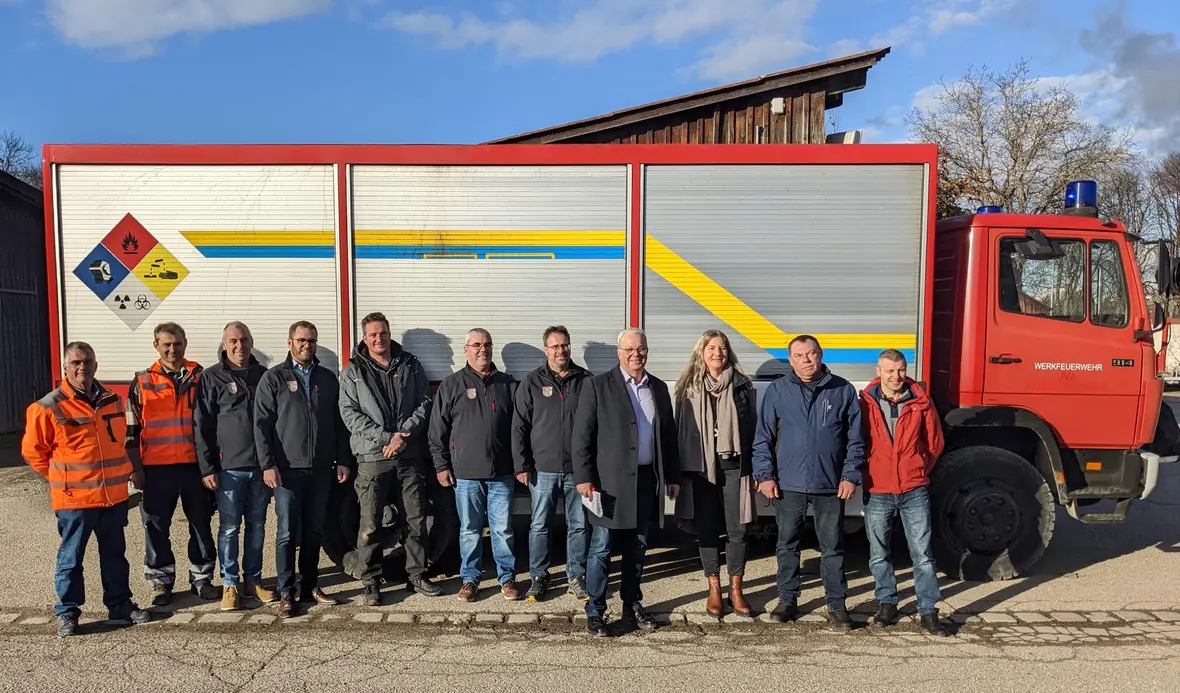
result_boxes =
[537,362,588,383]
[784,364,832,388]
[352,341,404,372]
[284,353,320,371]
[463,363,501,381]
[150,359,201,383]
[218,350,262,371]
[864,377,928,407]
[61,377,114,404]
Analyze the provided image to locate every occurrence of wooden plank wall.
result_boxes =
[572,89,828,145]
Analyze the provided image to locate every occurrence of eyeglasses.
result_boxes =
[619,347,649,356]
[67,359,95,368]
[293,338,317,345]
[465,342,493,351]
[545,344,571,351]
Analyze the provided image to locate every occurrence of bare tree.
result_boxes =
[907,59,1134,216]
[1153,153,1180,247]
[0,130,42,189]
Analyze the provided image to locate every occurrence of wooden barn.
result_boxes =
[488,47,890,145]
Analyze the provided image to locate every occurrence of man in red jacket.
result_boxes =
[859,349,948,636]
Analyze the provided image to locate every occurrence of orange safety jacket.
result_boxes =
[128,360,203,466]
[22,379,135,511]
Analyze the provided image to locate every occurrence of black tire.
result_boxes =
[929,445,1055,581]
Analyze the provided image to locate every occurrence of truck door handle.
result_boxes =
[989,355,1022,364]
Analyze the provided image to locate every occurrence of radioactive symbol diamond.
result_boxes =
[133,243,189,301]
[102,273,159,330]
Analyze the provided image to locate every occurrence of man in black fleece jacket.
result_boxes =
[194,321,276,611]
[254,321,353,618]
[429,328,518,603]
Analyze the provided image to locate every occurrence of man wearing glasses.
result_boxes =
[573,328,680,636]
[512,326,592,602]
[429,328,519,602]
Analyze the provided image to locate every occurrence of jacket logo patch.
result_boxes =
[466,388,477,400]
[228,382,238,395]
[288,380,299,393]
[542,386,554,398]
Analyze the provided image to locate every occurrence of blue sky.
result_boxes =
[0,0,1177,156]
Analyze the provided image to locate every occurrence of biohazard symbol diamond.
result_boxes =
[72,213,188,330]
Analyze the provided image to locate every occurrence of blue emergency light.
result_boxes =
[1063,180,1099,217]
[977,205,1003,214]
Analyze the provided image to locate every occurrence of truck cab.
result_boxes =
[928,186,1174,580]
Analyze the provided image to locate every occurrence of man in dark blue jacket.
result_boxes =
[752,335,865,629]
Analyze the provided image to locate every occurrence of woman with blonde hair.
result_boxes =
[674,329,758,617]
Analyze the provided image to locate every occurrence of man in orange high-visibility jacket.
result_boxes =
[23,342,152,637]
[125,322,218,607]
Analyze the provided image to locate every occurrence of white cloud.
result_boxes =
[871,0,1020,55]
[827,38,862,58]
[382,0,821,82]
[48,0,332,53]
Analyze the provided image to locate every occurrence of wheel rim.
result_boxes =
[948,479,1024,554]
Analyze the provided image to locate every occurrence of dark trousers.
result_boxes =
[774,490,846,608]
[355,458,430,585]
[585,464,656,618]
[55,502,133,619]
[274,466,332,598]
[693,468,748,577]
[141,463,216,588]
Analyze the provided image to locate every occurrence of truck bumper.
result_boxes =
[1138,449,1179,500]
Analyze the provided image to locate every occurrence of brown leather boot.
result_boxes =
[706,574,724,616]
[728,575,752,616]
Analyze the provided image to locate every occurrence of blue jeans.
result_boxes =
[455,476,516,585]
[528,471,588,582]
[216,469,270,587]
[774,491,846,608]
[865,486,942,615]
[54,502,134,619]
[273,467,332,598]
[585,464,655,618]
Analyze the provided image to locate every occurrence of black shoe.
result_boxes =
[151,586,173,607]
[874,603,899,627]
[57,615,78,637]
[586,616,608,637]
[828,606,854,631]
[408,576,444,597]
[627,603,657,631]
[920,612,950,637]
[191,580,221,601]
[362,583,381,607]
[768,601,797,623]
[525,576,547,603]
[110,605,151,625]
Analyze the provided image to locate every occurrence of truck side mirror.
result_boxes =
[1154,301,1167,330]
[1157,242,1174,296]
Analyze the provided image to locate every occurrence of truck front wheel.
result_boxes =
[929,446,1055,581]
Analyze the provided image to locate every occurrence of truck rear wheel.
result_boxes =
[929,445,1055,581]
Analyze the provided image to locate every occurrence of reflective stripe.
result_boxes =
[143,434,195,446]
[142,383,170,392]
[49,472,132,489]
[49,458,131,471]
[143,417,191,430]
[36,389,67,408]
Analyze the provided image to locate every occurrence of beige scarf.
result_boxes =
[676,368,755,525]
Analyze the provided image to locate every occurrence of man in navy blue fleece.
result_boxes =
[752,335,865,630]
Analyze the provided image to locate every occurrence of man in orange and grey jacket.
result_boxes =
[125,322,218,606]
[859,348,948,637]
[23,341,151,636]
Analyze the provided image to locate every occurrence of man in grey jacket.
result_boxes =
[339,312,443,605]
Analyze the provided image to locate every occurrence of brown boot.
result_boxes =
[728,575,751,616]
[245,581,278,603]
[706,574,724,616]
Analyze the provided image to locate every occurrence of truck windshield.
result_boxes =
[1090,239,1129,328]
[999,238,1085,321]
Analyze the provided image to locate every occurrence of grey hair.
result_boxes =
[64,341,95,358]
[222,321,253,341]
[466,328,492,343]
[616,327,647,347]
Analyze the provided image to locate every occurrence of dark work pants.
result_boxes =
[55,502,134,619]
[355,458,430,585]
[585,464,656,619]
[774,491,846,609]
[274,466,333,599]
[693,468,748,577]
[141,463,216,589]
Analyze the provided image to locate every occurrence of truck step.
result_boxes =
[1065,497,1132,524]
